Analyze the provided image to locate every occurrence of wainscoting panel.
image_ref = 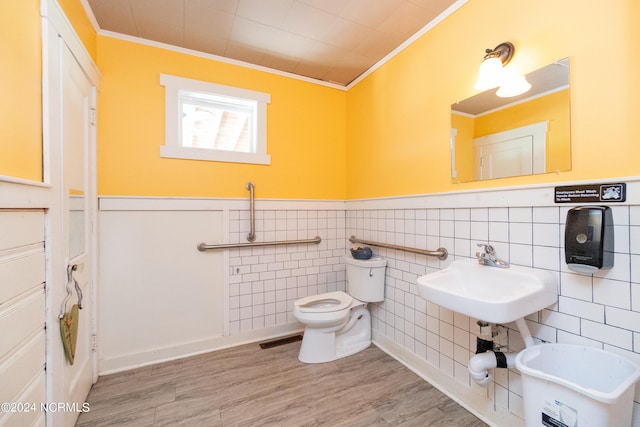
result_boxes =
[98,209,224,372]
[0,210,46,427]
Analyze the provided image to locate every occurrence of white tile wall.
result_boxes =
[220,189,640,424]
[227,209,346,334]
[347,203,640,422]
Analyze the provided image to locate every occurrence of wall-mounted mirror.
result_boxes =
[450,58,570,182]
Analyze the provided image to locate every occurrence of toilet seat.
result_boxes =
[294,291,352,313]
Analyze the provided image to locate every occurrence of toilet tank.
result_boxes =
[344,256,387,302]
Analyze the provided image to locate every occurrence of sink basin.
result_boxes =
[416,259,557,323]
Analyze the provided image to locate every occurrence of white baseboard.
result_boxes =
[372,331,523,427]
[99,323,303,375]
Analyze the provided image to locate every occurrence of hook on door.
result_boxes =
[59,264,83,319]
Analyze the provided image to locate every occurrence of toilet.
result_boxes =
[293,256,387,363]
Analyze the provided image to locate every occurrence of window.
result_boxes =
[160,74,271,164]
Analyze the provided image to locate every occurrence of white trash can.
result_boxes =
[515,344,640,427]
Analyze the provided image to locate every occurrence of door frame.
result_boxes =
[41,0,100,425]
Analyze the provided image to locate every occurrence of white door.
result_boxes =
[473,121,548,180]
[475,135,534,180]
[60,40,96,423]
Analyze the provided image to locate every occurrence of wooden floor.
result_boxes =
[76,339,487,426]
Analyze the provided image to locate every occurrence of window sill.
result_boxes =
[160,146,271,165]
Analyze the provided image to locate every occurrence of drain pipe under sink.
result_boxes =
[468,318,536,387]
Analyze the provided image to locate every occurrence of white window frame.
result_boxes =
[160,74,271,165]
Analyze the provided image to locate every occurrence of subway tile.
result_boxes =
[510,243,533,267]
[439,338,454,358]
[633,283,640,311]
[540,308,580,334]
[440,220,454,237]
[426,345,439,366]
[453,327,470,351]
[558,296,604,322]
[493,369,509,392]
[489,207,509,222]
[560,272,593,301]
[470,208,489,222]
[454,208,470,221]
[470,221,489,241]
[593,277,631,309]
[440,209,454,220]
[630,206,640,225]
[532,223,560,247]
[556,330,601,347]
[509,392,524,419]
[510,222,532,244]
[509,207,532,223]
[440,321,454,341]
[508,370,522,397]
[426,315,439,334]
[453,238,471,258]
[533,245,560,271]
[439,306,454,324]
[527,320,557,343]
[610,205,629,226]
[453,351,469,379]
[630,226,640,254]
[226,199,640,419]
[488,221,509,242]
[494,385,509,410]
[439,355,454,377]
[605,306,640,332]
[532,207,560,223]
[426,219,439,236]
[594,252,631,280]
[581,319,633,349]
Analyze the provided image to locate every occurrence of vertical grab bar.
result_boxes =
[246,182,256,242]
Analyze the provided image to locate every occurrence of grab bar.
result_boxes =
[349,235,448,260]
[246,182,256,242]
[198,236,321,251]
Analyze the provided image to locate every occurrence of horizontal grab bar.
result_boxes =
[198,236,321,252]
[349,235,448,260]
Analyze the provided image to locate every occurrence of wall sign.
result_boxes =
[554,183,626,203]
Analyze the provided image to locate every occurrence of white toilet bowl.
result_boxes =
[293,291,370,363]
[293,291,354,327]
[293,256,387,364]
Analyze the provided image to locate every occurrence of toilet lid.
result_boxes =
[294,291,352,313]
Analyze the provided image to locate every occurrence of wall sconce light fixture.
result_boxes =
[474,41,531,97]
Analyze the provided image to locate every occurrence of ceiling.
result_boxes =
[85,0,460,86]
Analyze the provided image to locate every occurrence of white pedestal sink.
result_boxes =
[416,259,557,324]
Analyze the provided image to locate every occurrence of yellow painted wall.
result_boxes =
[6,0,637,199]
[0,1,42,181]
[346,0,640,198]
[57,0,97,61]
[450,113,474,183]
[96,36,347,199]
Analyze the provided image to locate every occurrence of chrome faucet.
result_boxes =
[476,243,509,268]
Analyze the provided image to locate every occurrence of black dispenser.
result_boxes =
[564,206,614,274]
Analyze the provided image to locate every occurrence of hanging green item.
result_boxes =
[60,304,79,365]
[59,264,83,365]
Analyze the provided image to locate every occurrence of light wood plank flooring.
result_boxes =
[77,340,487,426]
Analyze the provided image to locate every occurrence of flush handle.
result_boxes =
[369,268,373,277]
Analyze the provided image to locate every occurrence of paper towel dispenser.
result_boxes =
[565,206,614,274]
